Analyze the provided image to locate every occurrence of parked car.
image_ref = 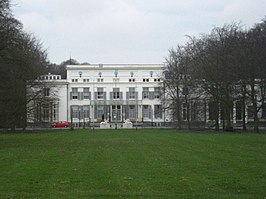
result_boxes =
[51,121,70,128]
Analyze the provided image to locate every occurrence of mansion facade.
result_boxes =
[33,64,170,128]
[31,64,266,129]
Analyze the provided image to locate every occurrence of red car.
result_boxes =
[51,121,70,128]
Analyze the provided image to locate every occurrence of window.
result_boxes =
[154,87,160,99]
[183,103,188,120]
[129,78,135,82]
[191,102,198,121]
[71,106,79,118]
[143,78,149,82]
[96,105,105,119]
[43,104,50,121]
[72,79,78,82]
[72,88,78,99]
[128,105,136,118]
[83,79,90,82]
[129,87,135,99]
[209,101,217,120]
[83,88,90,100]
[44,88,50,97]
[143,105,151,118]
[248,106,254,119]
[143,87,149,99]
[53,103,59,121]
[97,88,104,99]
[236,101,242,120]
[97,78,103,82]
[83,105,90,118]
[113,88,120,99]
[154,105,162,119]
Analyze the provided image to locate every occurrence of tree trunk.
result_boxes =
[242,85,247,131]
[251,82,259,133]
[215,100,219,131]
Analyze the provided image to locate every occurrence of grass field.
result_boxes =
[0,129,266,198]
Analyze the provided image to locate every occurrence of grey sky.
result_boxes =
[13,0,266,64]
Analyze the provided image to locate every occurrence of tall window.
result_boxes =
[113,88,120,99]
[236,101,242,120]
[128,105,136,118]
[182,103,188,121]
[53,103,59,121]
[83,88,90,100]
[83,105,90,118]
[143,87,149,99]
[143,105,151,118]
[209,101,217,120]
[97,88,104,99]
[71,106,79,118]
[154,87,160,99]
[43,104,50,121]
[129,87,135,99]
[248,106,254,119]
[191,102,198,121]
[154,105,162,119]
[44,88,50,97]
[72,88,78,99]
[96,105,105,119]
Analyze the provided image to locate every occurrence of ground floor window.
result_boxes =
[154,105,162,119]
[143,105,151,119]
[236,101,242,120]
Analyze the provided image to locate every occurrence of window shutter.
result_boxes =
[70,92,73,100]
[94,92,97,100]
[103,92,106,100]
[120,92,123,100]
[110,92,113,100]
[126,92,129,99]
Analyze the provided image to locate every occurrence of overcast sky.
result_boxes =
[13,0,266,64]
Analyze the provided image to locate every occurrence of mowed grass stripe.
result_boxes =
[0,129,265,198]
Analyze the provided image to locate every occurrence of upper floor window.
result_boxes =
[72,79,78,83]
[154,87,160,99]
[72,88,78,99]
[113,88,120,99]
[129,78,135,82]
[128,87,135,99]
[97,88,104,99]
[83,88,90,100]
[44,88,50,97]
[83,79,90,82]
[143,78,149,82]
[143,87,149,99]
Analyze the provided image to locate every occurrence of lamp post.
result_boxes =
[114,69,118,129]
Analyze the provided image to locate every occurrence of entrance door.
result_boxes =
[112,105,122,122]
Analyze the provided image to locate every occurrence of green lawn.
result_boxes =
[0,129,265,198]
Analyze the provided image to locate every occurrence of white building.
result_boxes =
[30,64,266,130]
[33,64,169,128]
